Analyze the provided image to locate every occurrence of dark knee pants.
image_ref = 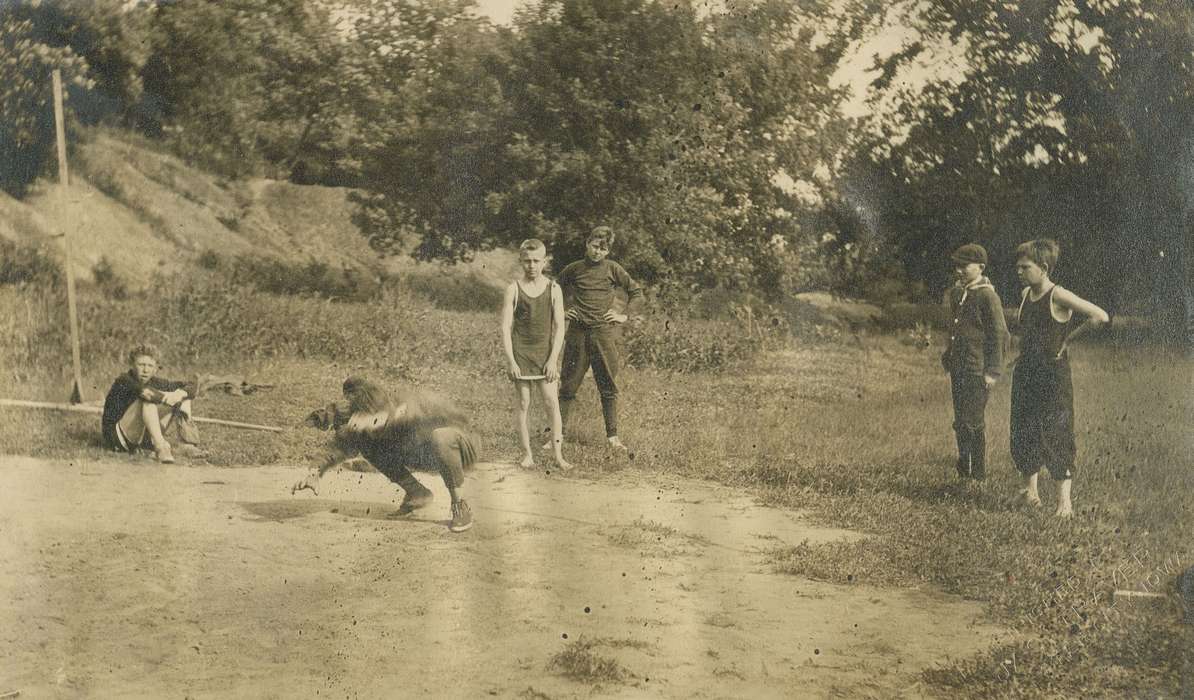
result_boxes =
[367,427,476,495]
[1011,357,1076,480]
[559,323,623,436]
[950,373,989,479]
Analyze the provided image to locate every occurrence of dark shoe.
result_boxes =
[449,499,474,533]
[396,487,434,515]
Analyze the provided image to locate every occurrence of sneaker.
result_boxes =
[396,488,434,515]
[449,499,474,533]
[155,445,175,464]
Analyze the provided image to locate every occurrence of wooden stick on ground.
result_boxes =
[0,398,285,433]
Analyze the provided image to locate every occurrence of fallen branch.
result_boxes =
[0,398,284,433]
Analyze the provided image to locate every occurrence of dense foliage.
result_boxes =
[2,0,1193,336]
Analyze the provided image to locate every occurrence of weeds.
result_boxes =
[0,238,61,288]
[547,637,648,684]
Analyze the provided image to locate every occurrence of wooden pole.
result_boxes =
[0,398,286,433]
[52,69,85,404]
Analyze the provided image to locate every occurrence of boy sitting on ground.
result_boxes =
[101,344,203,463]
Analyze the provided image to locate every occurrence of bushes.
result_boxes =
[198,250,381,303]
[0,239,61,288]
[622,313,776,373]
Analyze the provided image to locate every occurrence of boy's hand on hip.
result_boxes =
[565,308,580,321]
[604,311,628,324]
[984,375,997,389]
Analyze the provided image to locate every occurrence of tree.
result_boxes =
[141,0,353,181]
[0,9,93,195]
[355,0,852,299]
[846,0,1194,340]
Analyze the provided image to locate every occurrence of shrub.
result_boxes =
[91,257,128,300]
[0,239,61,288]
[622,314,761,373]
[225,254,381,302]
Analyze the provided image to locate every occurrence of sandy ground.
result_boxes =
[0,455,1008,699]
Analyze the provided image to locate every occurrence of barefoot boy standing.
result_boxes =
[941,243,1009,482]
[1011,239,1109,517]
[501,239,571,470]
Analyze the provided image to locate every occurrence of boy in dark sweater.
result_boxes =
[941,243,1009,482]
[101,344,203,463]
[555,226,643,451]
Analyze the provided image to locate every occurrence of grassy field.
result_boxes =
[0,273,1191,698]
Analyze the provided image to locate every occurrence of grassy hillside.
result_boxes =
[0,129,385,288]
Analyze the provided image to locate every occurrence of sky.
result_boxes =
[474,0,522,25]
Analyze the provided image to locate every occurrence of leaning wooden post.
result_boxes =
[52,69,85,404]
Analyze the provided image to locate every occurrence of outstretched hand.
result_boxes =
[291,473,320,496]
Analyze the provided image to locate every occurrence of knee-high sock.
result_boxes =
[395,472,430,497]
[970,429,986,480]
[601,396,618,438]
[953,426,971,477]
[558,396,574,431]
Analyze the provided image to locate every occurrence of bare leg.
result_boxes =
[538,378,571,470]
[139,401,173,462]
[1021,471,1041,507]
[513,381,534,468]
[1055,479,1073,518]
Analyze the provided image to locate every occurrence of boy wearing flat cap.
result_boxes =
[942,243,1009,483]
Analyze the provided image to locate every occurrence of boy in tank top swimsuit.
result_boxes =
[1011,239,1109,517]
[501,239,572,470]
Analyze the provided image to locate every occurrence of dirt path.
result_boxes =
[0,456,1006,698]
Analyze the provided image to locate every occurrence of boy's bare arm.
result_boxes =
[547,283,566,383]
[1053,287,1109,356]
[500,283,521,379]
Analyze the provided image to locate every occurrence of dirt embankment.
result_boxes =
[0,455,1008,698]
[0,132,382,289]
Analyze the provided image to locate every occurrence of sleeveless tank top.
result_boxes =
[512,281,554,376]
[1018,286,1071,363]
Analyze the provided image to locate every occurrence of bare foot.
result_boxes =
[519,454,536,469]
[554,457,574,471]
[1022,488,1042,508]
[1055,505,1074,518]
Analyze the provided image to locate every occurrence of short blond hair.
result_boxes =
[518,239,546,256]
[127,343,160,366]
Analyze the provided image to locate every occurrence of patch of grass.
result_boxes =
[547,636,649,684]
